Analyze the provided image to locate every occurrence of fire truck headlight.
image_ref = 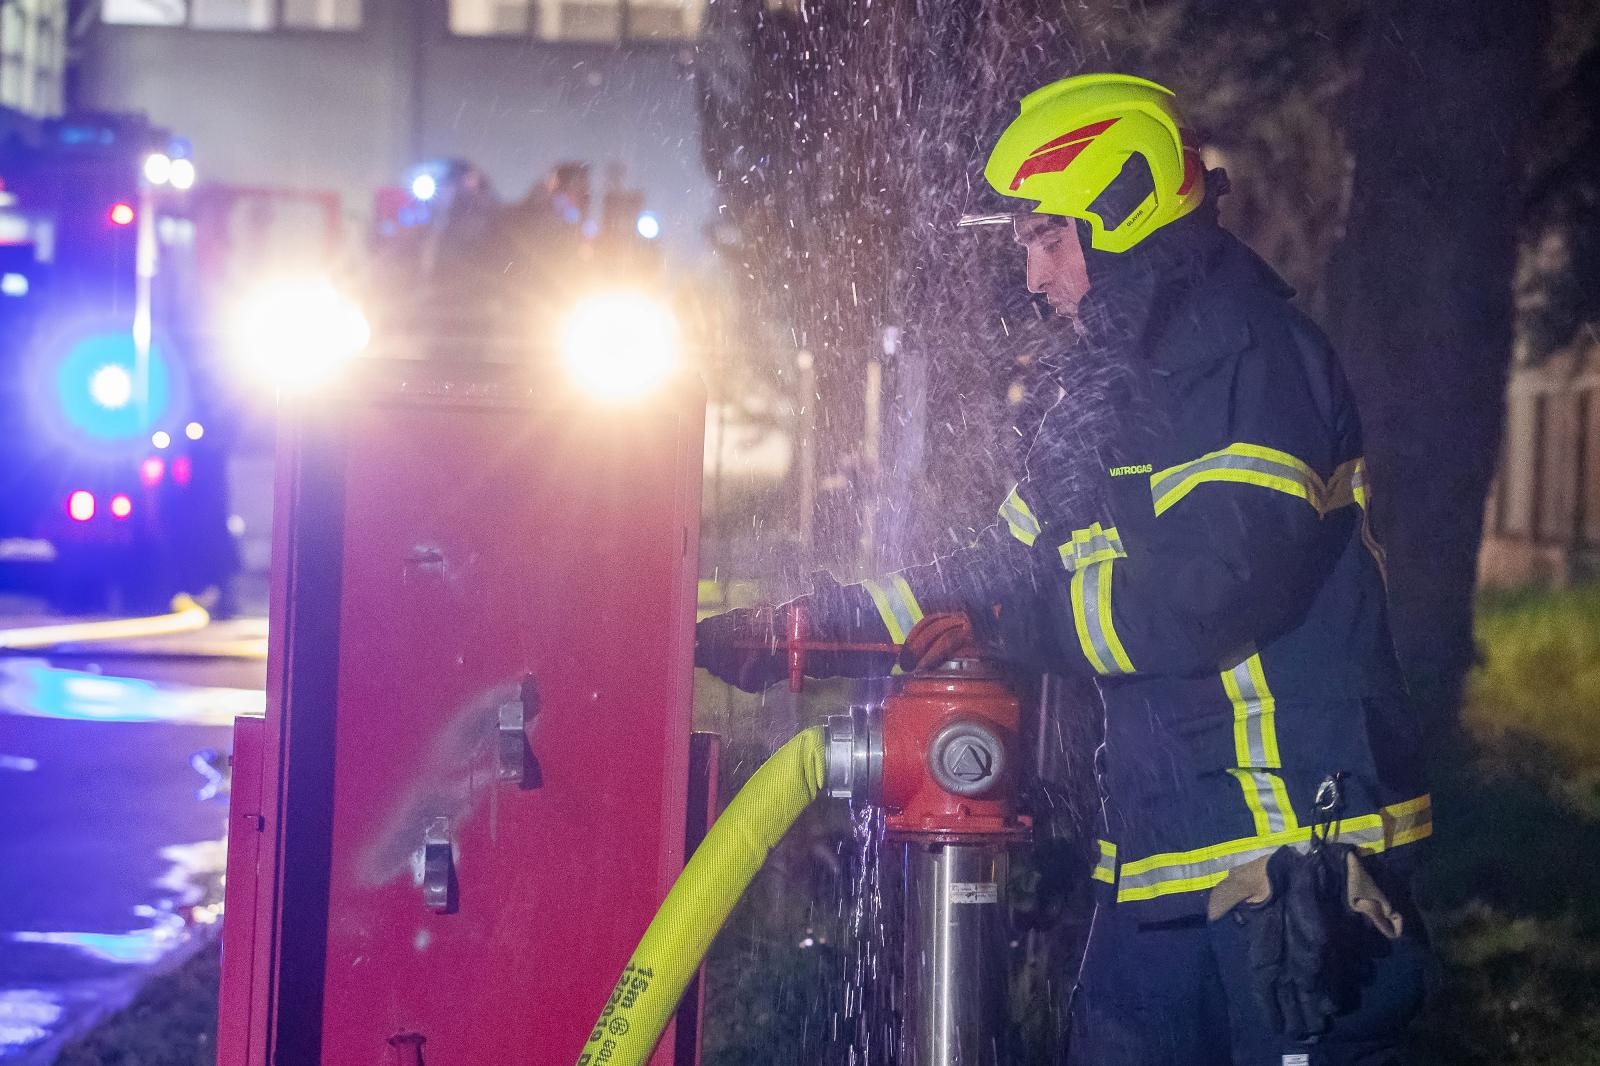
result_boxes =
[170,159,196,191]
[228,278,370,393]
[144,153,173,186]
[560,292,680,402]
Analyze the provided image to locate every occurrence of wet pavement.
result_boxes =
[0,636,266,1063]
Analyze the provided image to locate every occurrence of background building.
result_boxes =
[0,0,66,136]
[75,0,715,262]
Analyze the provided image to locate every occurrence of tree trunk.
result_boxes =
[1326,0,1544,741]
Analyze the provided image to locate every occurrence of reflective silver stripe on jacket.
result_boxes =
[1151,445,1321,516]
[1057,522,1125,572]
[999,485,1041,547]
[861,575,923,644]
[1070,558,1135,674]
[1093,840,1117,884]
[1323,457,1368,512]
[1114,796,1433,904]
[1221,653,1296,836]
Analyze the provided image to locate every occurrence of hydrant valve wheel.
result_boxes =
[927,719,1006,798]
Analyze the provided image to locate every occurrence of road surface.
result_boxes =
[0,621,266,1063]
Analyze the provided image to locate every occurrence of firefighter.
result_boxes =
[696,73,1430,1064]
[499,161,593,345]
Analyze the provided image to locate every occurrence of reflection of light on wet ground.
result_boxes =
[12,919,185,966]
[0,990,62,1053]
[0,660,262,726]
[155,840,228,909]
[6,837,227,970]
[0,755,37,772]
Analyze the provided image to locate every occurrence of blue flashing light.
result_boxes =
[54,332,170,440]
[56,123,116,148]
[636,212,661,241]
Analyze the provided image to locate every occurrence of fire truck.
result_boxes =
[0,113,238,613]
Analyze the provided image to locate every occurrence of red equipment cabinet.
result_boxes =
[218,359,706,1065]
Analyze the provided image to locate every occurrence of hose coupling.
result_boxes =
[823,703,883,803]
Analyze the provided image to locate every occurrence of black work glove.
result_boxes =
[1237,844,1357,1041]
[694,605,788,693]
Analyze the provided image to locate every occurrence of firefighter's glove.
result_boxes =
[1209,843,1386,1041]
[898,612,981,673]
[694,606,787,693]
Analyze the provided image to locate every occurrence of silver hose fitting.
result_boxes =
[823,703,883,803]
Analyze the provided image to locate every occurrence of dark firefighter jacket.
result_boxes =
[809,230,1430,920]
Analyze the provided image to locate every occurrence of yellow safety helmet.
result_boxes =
[979,73,1205,254]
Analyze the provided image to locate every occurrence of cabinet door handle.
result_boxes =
[498,674,540,786]
[422,817,454,913]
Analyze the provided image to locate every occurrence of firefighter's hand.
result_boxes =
[898,612,981,673]
[694,607,787,693]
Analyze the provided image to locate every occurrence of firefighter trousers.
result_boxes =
[1066,895,1428,1065]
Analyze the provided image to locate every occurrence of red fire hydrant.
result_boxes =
[816,615,1031,1066]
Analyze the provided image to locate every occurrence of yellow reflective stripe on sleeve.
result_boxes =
[1221,651,1296,836]
[1069,568,1107,672]
[1097,560,1135,672]
[891,576,924,628]
[1057,521,1126,572]
[1070,558,1135,675]
[1150,445,1385,521]
[1324,458,1365,512]
[862,575,925,644]
[1114,795,1432,904]
[1151,443,1322,516]
[1093,840,1117,884]
[999,485,1041,547]
[1327,457,1389,583]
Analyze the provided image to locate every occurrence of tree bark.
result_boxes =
[1326,0,1544,741]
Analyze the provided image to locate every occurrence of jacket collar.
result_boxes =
[1149,232,1291,374]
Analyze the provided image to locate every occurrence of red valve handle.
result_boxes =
[729,603,900,692]
[785,603,901,690]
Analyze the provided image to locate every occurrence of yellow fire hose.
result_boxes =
[576,726,827,1066]
[0,594,210,651]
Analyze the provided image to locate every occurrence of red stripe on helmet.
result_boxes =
[1178,147,1202,196]
[1027,118,1120,158]
[1011,140,1094,190]
[1010,119,1121,192]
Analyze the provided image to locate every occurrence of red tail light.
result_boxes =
[140,456,165,486]
[109,203,135,226]
[111,494,133,519]
[68,490,95,522]
[172,456,193,486]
